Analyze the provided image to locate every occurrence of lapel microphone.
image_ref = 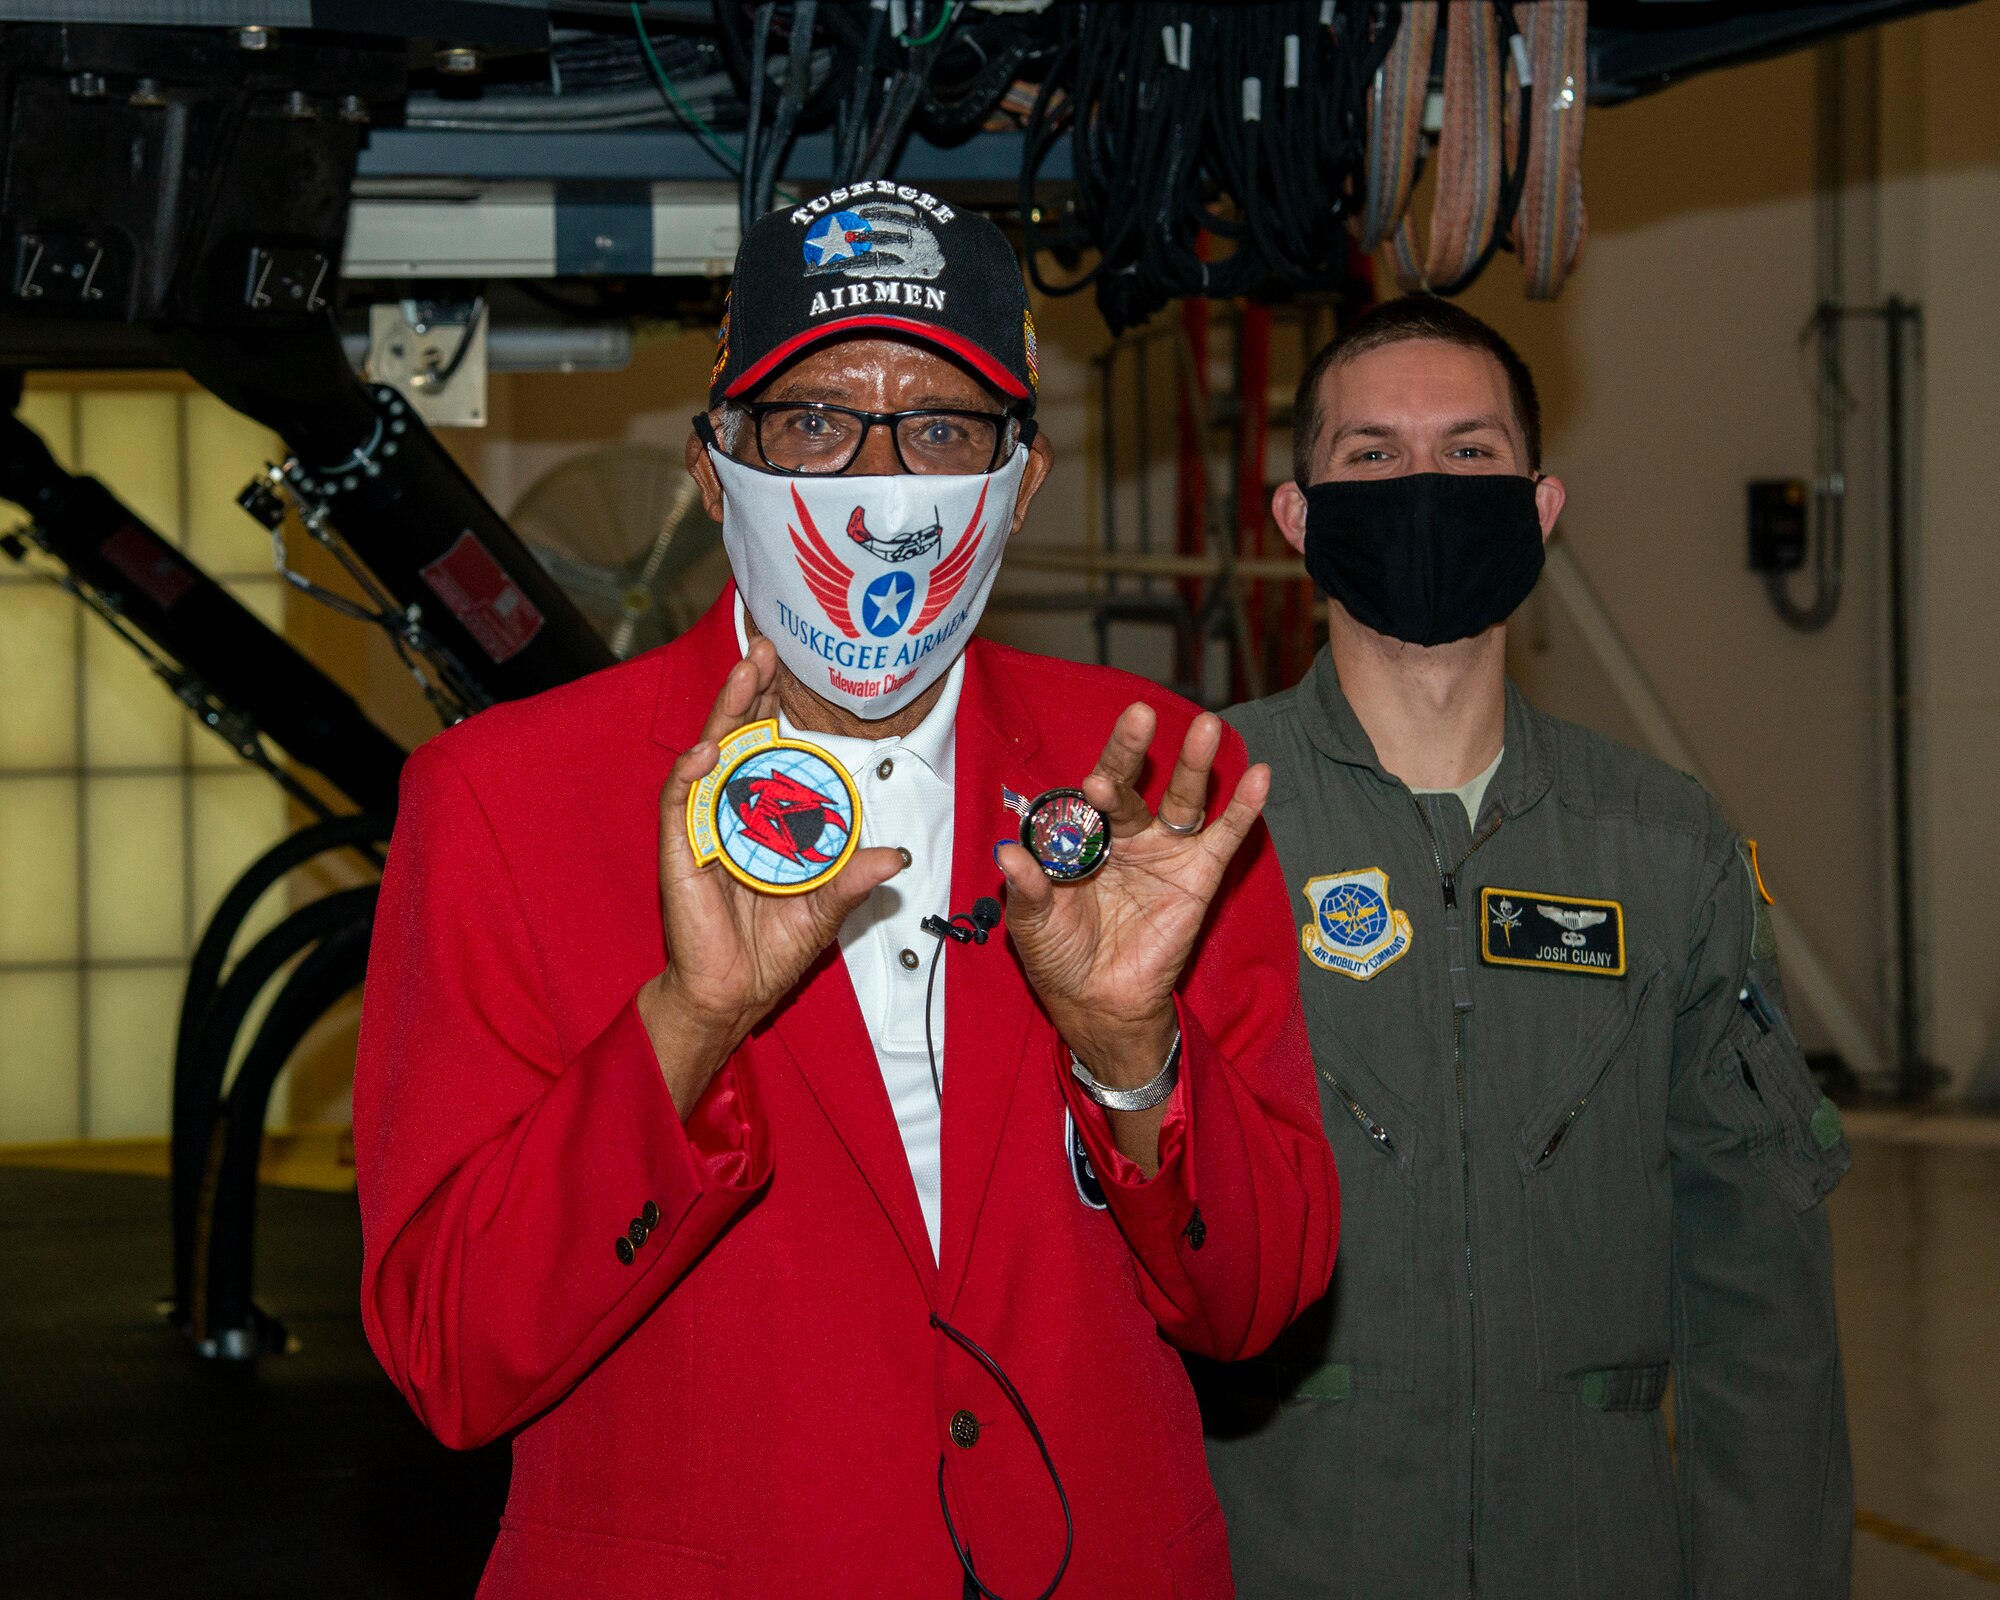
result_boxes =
[919,897,1001,1104]
[915,888,1074,1600]
[920,896,1002,947]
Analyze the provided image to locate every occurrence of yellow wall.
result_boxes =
[0,384,293,1142]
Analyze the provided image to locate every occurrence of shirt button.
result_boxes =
[949,1410,980,1448]
[899,948,920,971]
[876,757,895,780]
[897,846,913,870]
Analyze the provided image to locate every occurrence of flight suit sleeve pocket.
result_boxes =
[1718,994,1849,1212]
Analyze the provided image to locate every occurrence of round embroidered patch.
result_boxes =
[686,719,861,896]
[1018,787,1110,883]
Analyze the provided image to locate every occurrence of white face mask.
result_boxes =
[709,443,1028,720]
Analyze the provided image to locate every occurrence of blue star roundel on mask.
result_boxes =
[861,569,917,637]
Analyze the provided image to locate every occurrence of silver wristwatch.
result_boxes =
[1069,1030,1183,1112]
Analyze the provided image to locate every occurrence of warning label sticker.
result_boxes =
[419,530,545,664]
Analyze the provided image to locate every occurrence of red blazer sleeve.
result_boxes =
[354,743,771,1449]
[1061,721,1339,1362]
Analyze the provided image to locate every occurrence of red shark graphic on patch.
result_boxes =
[788,480,992,641]
[725,770,850,865]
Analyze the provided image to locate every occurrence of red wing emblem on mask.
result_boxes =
[906,479,990,635]
[789,488,859,638]
[725,769,850,865]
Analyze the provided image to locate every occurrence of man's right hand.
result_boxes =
[638,637,903,1118]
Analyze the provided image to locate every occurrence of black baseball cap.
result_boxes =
[709,184,1039,411]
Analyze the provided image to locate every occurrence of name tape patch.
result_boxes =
[1480,887,1626,978]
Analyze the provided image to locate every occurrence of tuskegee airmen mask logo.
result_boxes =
[706,443,1030,721]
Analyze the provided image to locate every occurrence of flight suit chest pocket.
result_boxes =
[1295,1032,1419,1395]
[1513,959,1670,1391]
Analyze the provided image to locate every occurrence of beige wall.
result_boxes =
[1882,2,2000,1096]
[446,1,1999,1090]
[1464,41,1883,1063]
[1465,1,1999,1089]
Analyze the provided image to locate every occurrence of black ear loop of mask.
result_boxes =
[920,899,1075,1600]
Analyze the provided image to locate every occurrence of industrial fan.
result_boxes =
[511,445,730,659]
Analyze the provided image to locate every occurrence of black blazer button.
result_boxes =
[627,1219,648,1247]
[640,1200,660,1230]
[1183,1207,1207,1251]
[949,1410,980,1448]
[615,1235,636,1266]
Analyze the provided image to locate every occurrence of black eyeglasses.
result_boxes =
[731,401,1029,477]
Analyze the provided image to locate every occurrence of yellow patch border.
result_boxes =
[1743,838,1774,905]
[1479,886,1627,979]
[686,718,862,896]
[1300,867,1415,982]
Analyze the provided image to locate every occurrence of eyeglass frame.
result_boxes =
[696,401,1036,478]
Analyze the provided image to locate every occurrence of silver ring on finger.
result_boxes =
[1154,810,1204,837]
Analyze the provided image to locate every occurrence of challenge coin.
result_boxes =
[1018,787,1110,883]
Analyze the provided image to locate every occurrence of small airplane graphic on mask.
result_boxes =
[845,504,943,563]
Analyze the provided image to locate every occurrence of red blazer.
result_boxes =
[356,589,1338,1599]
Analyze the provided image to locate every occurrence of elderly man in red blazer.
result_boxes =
[355,192,1338,1599]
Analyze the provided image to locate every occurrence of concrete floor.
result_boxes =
[0,1116,1993,1594]
[1835,1115,2000,1596]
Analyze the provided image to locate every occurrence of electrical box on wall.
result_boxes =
[1747,479,1809,572]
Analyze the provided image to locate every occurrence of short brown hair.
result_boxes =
[1292,296,1542,482]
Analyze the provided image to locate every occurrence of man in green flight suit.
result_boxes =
[1201,296,1853,1599]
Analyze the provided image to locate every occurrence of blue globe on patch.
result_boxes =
[861,570,916,637]
[1318,880,1389,950]
[804,210,872,268]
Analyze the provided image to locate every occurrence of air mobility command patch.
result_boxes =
[1300,868,1414,980]
[1481,888,1626,977]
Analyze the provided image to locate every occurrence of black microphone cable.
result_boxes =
[917,895,1074,1600]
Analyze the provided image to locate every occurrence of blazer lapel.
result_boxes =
[937,641,1060,1311]
[760,949,941,1301]
[651,584,938,1300]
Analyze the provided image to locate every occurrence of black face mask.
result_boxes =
[1301,472,1546,647]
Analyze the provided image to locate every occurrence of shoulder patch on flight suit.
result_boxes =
[1739,837,1779,962]
[1300,868,1414,980]
[1480,887,1626,977]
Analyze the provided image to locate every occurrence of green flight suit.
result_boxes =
[1200,649,1853,1599]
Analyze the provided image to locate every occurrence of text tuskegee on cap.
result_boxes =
[709,184,1039,412]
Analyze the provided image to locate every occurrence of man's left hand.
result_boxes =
[997,705,1271,1157]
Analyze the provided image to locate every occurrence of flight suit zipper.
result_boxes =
[1411,797,1503,1600]
[1319,1069,1398,1156]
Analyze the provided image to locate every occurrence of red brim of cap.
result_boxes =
[723,315,1030,403]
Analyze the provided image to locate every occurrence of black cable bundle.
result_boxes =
[1022,2,1400,334]
[709,0,1035,222]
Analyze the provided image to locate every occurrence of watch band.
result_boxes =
[1069,1030,1182,1112]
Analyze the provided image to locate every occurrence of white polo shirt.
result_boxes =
[737,597,957,1257]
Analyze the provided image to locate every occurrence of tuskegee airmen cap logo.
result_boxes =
[710,185,1037,411]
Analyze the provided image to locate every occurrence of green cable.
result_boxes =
[897,0,961,50]
[631,3,805,204]
[631,2,744,174]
